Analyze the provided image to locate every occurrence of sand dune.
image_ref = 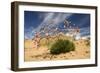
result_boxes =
[24,37,90,61]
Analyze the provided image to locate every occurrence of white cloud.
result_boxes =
[80,27,90,36]
[36,13,73,32]
[25,12,73,39]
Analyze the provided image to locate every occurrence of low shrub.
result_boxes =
[85,39,90,46]
[50,39,75,54]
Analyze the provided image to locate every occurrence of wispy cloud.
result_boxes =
[36,13,73,32]
[25,12,73,39]
[80,27,90,36]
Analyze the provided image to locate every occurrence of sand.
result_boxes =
[24,39,90,62]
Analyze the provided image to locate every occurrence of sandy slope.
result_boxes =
[24,39,90,61]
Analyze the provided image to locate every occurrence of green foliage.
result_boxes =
[85,39,90,46]
[50,39,75,54]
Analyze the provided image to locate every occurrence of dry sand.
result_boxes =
[24,39,90,62]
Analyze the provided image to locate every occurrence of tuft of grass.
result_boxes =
[50,39,75,54]
[85,39,90,46]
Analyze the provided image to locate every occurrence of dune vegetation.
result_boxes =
[24,33,90,61]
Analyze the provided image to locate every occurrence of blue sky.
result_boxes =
[24,11,90,39]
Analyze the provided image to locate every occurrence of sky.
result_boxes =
[24,11,90,39]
